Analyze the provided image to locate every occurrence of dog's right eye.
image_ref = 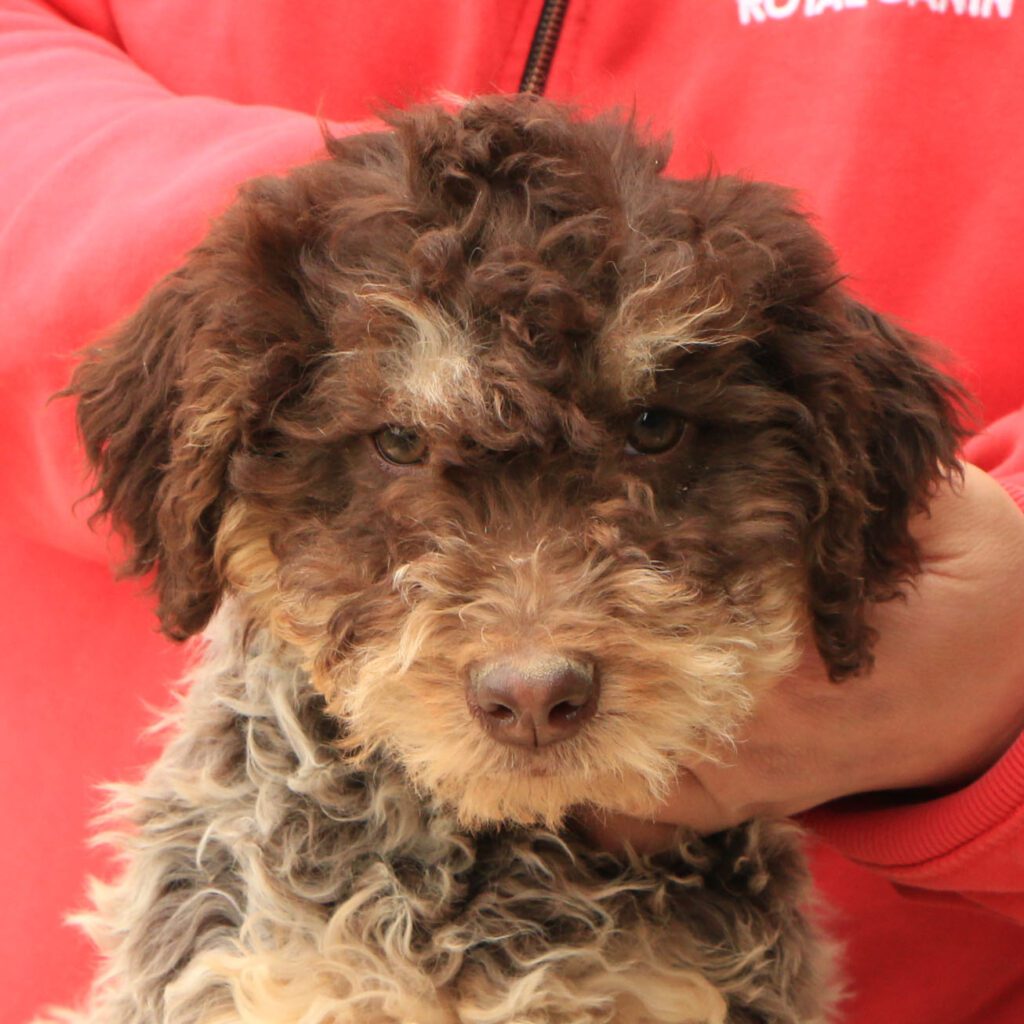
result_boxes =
[625,408,687,456]
[373,426,430,466]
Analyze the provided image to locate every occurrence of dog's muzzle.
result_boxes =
[466,653,598,748]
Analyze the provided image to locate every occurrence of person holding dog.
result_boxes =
[1,3,1022,1022]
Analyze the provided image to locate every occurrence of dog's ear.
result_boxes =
[671,177,969,679]
[68,174,329,639]
[798,298,969,679]
[72,273,214,639]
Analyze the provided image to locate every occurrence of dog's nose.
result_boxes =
[467,654,598,748]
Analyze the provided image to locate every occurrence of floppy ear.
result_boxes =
[72,273,221,639]
[802,298,969,679]
[68,173,330,639]
[675,176,970,679]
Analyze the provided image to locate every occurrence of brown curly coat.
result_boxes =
[58,95,965,1023]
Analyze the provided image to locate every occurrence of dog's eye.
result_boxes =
[374,426,429,466]
[625,409,686,456]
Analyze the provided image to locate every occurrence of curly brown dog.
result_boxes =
[57,95,964,1024]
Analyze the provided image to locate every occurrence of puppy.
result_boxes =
[59,95,964,1024]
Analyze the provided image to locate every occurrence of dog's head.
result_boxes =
[70,96,965,826]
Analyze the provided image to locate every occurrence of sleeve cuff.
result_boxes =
[802,727,1024,871]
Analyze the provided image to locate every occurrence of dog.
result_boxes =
[56,95,965,1024]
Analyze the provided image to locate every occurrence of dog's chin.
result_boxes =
[420,755,671,831]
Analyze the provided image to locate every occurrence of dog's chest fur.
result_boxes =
[71,609,836,1024]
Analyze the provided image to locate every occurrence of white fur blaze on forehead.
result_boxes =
[597,265,742,400]
[359,289,484,421]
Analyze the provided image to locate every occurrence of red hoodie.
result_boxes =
[1,3,1022,1022]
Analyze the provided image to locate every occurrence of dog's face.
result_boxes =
[71,98,963,826]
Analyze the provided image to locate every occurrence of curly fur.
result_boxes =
[56,611,835,1024]
[53,94,967,1023]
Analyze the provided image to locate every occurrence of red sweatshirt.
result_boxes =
[1,3,1022,1022]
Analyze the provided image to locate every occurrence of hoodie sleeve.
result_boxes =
[0,1,369,560]
[805,408,1024,922]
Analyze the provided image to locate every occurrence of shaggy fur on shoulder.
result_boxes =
[55,95,965,1023]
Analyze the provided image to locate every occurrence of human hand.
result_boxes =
[580,464,1024,853]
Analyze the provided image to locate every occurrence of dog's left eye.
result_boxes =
[625,409,686,456]
[374,426,430,466]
